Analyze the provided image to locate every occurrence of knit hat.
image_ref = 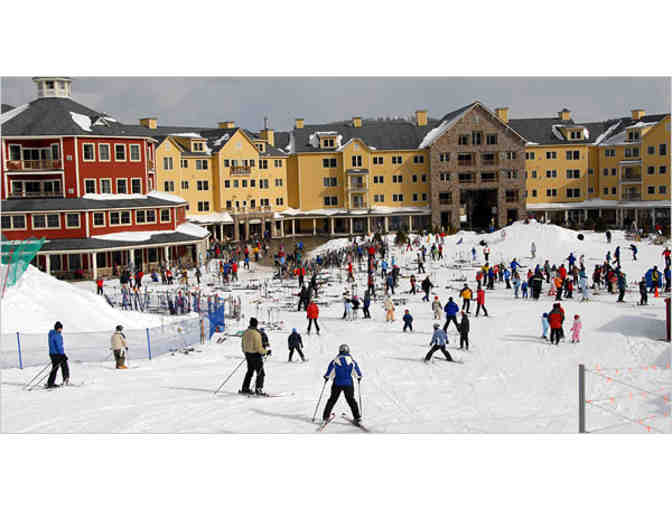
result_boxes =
[574,314,579,319]
[54,321,63,330]
[249,317,258,328]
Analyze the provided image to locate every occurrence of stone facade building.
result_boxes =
[425,102,527,231]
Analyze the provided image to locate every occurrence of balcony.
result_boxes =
[480,172,498,183]
[8,191,65,199]
[347,183,368,191]
[458,173,475,184]
[621,172,642,183]
[621,192,641,201]
[230,165,252,176]
[6,159,62,171]
[481,154,497,166]
[227,206,273,216]
[349,200,368,210]
[439,199,452,205]
[457,159,474,167]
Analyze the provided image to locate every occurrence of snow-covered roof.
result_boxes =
[186,212,234,224]
[81,192,187,204]
[419,108,471,149]
[169,132,205,138]
[593,121,621,145]
[70,112,92,132]
[527,198,671,210]
[92,222,208,242]
[0,103,29,126]
[280,206,431,217]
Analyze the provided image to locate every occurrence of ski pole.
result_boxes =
[23,362,52,390]
[214,358,246,395]
[312,379,328,423]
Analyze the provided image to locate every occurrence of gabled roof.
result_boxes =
[596,114,668,145]
[508,116,612,146]
[0,97,160,138]
[1,104,15,114]
[2,196,183,213]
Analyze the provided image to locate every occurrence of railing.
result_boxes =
[621,192,642,201]
[6,160,62,170]
[458,174,475,183]
[505,195,519,203]
[227,206,273,216]
[481,158,497,166]
[480,173,497,183]
[230,165,252,175]
[8,191,65,199]
[439,199,452,205]
[347,184,368,191]
[457,159,474,167]
[350,201,368,209]
[621,173,642,183]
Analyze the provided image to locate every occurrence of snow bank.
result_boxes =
[1,265,176,334]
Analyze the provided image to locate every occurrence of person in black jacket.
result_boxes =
[297,284,310,311]
[287,328,306,362]
[458,311,470,350]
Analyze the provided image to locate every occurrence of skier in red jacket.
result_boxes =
[306,301,320,335]
[547,303,565,345]
[475,285,488,317]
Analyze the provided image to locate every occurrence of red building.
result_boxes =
[1,77,209,279]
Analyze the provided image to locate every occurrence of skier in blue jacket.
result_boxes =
[46,321,69,388]
[425,323,453,362]
[443,297,459,332]
[402,310,413,332]
[322,344,362,424]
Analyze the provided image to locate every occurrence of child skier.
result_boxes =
[541,313,550,340]
[569,315,582,343]
[458,311,470,351]
[288,328,306,362]
[432,295,442,320]
[402,310,413,332]
[384,296,395,322]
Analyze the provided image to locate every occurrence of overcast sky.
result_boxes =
[2,77,669,132]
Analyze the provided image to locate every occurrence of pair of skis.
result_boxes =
[317,413,370,432]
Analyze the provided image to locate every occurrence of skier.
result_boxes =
[306,300,320,335]
[443,297,459,332]
[402,309,414,332]
[483,245,490,263]
[362,291,371,319]
[322,344,362,424]
[297,284,310,311]
[530,241,536,258]
[663,247,671,267]
[541,313,549,340]
[421,276,433,302]
[569,315,582,344]
[639,277,648,305]
[96,277,104,296]
[471,247,477,262]
[630,244,638,261]
[459,284,472,313]
[287,328,306,362]
[458,311,470,350]
[614,246,621,266]
[240,317,269,395]
[475,286,489,317]
[512,272,521,298]
[606,230,612,244]
[46,321,69,388]
[384,296,395,322]
[424,323,453,362]
[432,295,442,320]
[548,303,565,345]
[417,253,425,274]
[110,325,128,369]
[616,270,627,302]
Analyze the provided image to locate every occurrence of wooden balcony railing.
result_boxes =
[621,173,642,183]
[7,160,62,170]
[457,159,474,167]
[480,173,498,183]
[621,192,642,201]
[230,165,252,175]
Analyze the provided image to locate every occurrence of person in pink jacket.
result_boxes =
[569,314,582,343]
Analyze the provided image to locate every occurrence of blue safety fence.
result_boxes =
[0,317,208,370]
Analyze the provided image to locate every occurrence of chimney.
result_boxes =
[415,110,428,127]
[140,117,157,129]
[352,116,362,128]
[559,108,571,121]
[495,107,509,124]
[631,109,645,120]
[295,118,304,129]
[261,128,275,147]
[218,121,235,129]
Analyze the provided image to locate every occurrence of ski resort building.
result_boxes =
[0,77,209,279]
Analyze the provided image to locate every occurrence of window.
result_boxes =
[116,179,127,194]
[260,198,269,207]
[160,209,171,223]
[648,186,655,194]
[422,193,427,201]
[605,149,615,157]
[471,132,482,145]
[439,172,450,181]
[180,159,188,169]
[660,166,667,174]
[412,193,419,201]
[135,210,146,223]
[659,186,667,194]
[458,134,470,145]
[422,174,427,183]
[504,151,516,160]
[323,177,338,187]
[129,144,141,161]
[566,150,580,160]
[275,198,284,206]
[163,157,173,170]
[413,155,424,164]
[224,180,230,188]
[392,156,403,164]
[545,189,558,197]
[181,180,189,190]
[196,160,208,170]
[392,194,404,202]
[120,211,131,224]
[532,190,537,197]
[611,168,617,176]
[566,188,581,198]
[9,144,21,160]
[323,196,338,206]
[260,179,269,189]
[250,199,256,209]
[275,178,283,186]
[648,146,656,155]
[525,152,535,160]
[603,187,609,195]
[439,152,450,162]
[32,213,60,229]
[486,134,498,145]
[1,215,26,230]
[588,187,594,194]
[259,159,269,169]
[411,174,418,183]
[373,156,384,165]
[65,213,80,228]
[588,168,594,175]
[373,176,384,184]
[531,170,537,178]
[193,142,204,152]
[566,169,580,179]
[197,201,210,212]
[611,187,616,195]
[242,180,248,188]
[648,166,655,175]
[373,194,384,203]
[392,175,403,183]
[84,179,96,194]
[545,170,557,178]
[223,159,230,167]
[352,155,362,167]
[164,181,175,192]
[196,180,208,191]
[93,212,105,227]
[546,151,557,159]
[322,157,338,168]
[660,144,667,156]
[438,192,452,204]
[131,178,142,194]
[250,179,256,187]
[274,159,282,168]
[322,138,335,148]
[82,143,95,161]
[233,180,239,188]
[115,144,126,161]
[506,170,518,179]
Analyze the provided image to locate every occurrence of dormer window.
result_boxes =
[192,141,204,152]
[322,138,335,148]
[256,143,265,152]
[627,130,640,141]
[569,130,582,140]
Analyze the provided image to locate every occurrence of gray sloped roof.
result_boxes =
[37,231,206,253]
[597,114,668,144]
[508,116,611,145]
[1,104,15,114]
[2,196,182,213]
[1,97,160,138]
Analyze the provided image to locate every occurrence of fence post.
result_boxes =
[578,363,586,433]
[146,328,152,360]
[16,332,23,370]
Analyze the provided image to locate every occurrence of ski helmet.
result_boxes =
[116,325,124,331]
[433,323,440,329]
[338,344,350,354]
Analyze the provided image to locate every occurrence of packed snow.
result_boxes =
[2,222,670,433]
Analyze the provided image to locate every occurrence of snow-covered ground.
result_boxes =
[2,222,670,433]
